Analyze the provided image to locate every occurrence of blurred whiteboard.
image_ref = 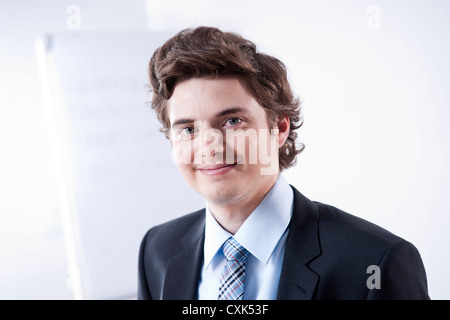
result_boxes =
[36,32,204,299]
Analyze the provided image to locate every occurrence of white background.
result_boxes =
[0,0,449,299]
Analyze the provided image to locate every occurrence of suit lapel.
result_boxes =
[277,249,319,300]
[277,186,321,300]
[162,211,205,300]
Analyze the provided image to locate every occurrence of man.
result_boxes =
[138,26,429,300]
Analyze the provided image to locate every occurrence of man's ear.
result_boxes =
[275,115,290,148]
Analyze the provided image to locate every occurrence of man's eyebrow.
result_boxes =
[172,118,195,128]
[215,107,249,117]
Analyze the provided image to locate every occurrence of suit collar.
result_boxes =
[162,210,205,300]
[277,186,321,300]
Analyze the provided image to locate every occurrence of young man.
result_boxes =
[138,26,429,300]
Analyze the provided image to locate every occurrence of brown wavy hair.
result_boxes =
[148,26,304,171]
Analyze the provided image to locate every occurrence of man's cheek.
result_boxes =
[224,139,246,165]
[259,129,279,176]
[171,141,195,165]
[225,129,258,165]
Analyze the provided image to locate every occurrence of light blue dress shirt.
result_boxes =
[197,174,294,300]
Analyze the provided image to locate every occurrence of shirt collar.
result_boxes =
[202,174,293,269]
[203,205,232,270]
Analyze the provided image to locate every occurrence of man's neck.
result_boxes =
[207,175,279,234]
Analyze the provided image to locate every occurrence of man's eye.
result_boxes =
[181,127,195,135]
[227,118,241,126]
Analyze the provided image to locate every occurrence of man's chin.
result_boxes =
[202,188,242,206]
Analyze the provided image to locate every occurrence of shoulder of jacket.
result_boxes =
[141,208,205,245]
[313,201,406,247]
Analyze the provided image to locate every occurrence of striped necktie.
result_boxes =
[218,237,249,300]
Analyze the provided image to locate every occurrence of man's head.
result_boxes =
[149,26,304,171]
[148,26,303,209]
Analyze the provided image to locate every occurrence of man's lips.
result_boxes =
[196,163,237,176]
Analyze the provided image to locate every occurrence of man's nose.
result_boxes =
[201,128,224,162]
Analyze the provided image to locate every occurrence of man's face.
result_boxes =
[167,76,282,207]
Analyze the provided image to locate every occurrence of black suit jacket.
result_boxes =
[138,186,429,300]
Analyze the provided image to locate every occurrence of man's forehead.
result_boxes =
[170,77,249,101]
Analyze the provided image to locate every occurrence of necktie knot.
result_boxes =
[222,237,249,262]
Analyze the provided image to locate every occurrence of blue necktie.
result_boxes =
[218,237,249,300]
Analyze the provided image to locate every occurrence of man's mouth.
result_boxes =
[196,163,237,176]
